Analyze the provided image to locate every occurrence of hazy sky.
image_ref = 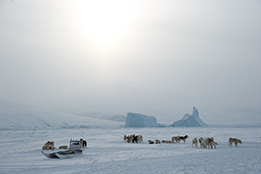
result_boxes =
[0,0,260,125]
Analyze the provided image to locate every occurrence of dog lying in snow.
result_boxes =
[148,140,154,144]
[162,140,173,143]
[155,139,161,144]
[228,137,242,147]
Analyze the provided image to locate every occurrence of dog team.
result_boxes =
[123,134,242,148]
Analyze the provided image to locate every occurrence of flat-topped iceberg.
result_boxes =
[124,112,159,127]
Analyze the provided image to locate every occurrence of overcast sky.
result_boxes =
[0,0,260,125]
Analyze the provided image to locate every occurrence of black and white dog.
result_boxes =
[80,138,87,148]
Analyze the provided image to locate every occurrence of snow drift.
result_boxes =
[170,107,208,127]
[124,112,159,127]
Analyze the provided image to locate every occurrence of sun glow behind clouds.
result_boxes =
[76,0,133,47]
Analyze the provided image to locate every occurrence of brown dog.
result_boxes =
[228,137,242,147]
[42,141,54,150]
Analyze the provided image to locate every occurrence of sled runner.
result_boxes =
[56,149,82,159]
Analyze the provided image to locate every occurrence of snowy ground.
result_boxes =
[0,127,260,174]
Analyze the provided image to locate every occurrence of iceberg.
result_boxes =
[124,113,159,127]
[170,107,208,127]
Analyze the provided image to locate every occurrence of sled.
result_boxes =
[41,139,85,159]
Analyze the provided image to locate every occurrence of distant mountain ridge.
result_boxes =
[0,100,122,130]
[79,112,126,122]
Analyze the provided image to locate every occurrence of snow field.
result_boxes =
[0,127,260,174]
